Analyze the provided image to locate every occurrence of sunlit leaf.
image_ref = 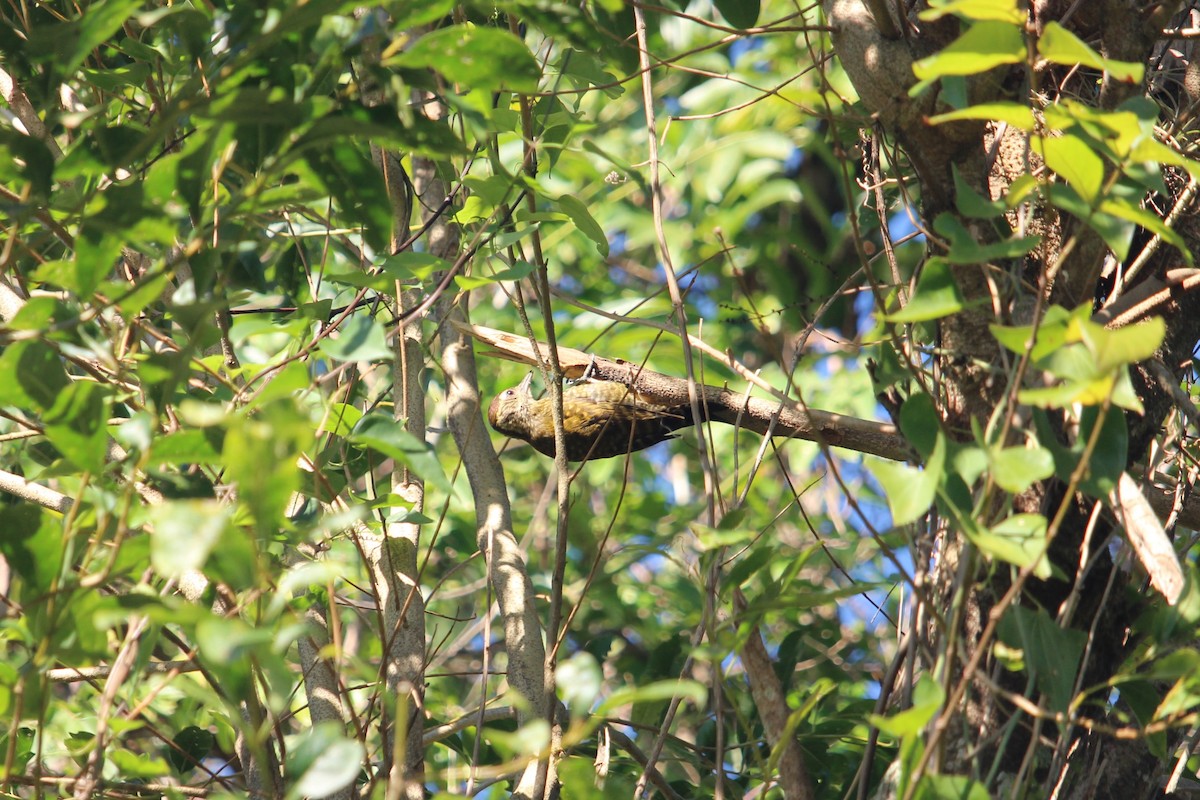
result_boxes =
[871,433,944,526]
[920,0,1024,23]
[886,257,966,322]
[912,21,1024,83]
[288,723,365,800]
[1039,134,1104,206]
[989,445,1054,493]
[555,194,610,258]
[349,414,454,495]
[929,101,1034,130]
[870,675,944,737]
[1038,22,1144,83]
[149,500,231,578]
[0,505,64,594]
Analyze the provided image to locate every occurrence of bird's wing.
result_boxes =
[586,399,684,421]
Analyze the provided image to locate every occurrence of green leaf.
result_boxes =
[167,726,215,774]
[555,194,610,258]
[43,381,112,472]
[1004,174,1040,208]
[994,306,1152,412]
[112,272,173,320]
[0,505,64,594]
[307,142,392,253]
[484,720,551,760]
[1098,197,1189,262]
[453,194,495,224]
[456,260,535,290]
[952,167,1006,218]
[1038,22,1144,83]
[870,675,943,737]
[724,542,785,590]
[1018,374,1114,409]
[691,521,755,551]
[0,129,55,198]
[463,174,520,205]
[990,304,1074,359]
[71,229,126,297]
[1077,316,1164,372]
[920,0,1024,23]
[952,445,989,486]
[388,26,541,93]
[323,269,392,291]
[886,257,965,322]
[6,296,63,331]
[0,727,34,774]
[287,722,365,800]
[929,101,1035,131]
[246,362,311,411]
[149,500,232,578]
[871,434,944,526]
[989,445,1054,493]
[223,401,310,536]
[92,595,199,631]
[1046,184,1134,259]
[1082,408,1127,495]
[1128,135,1200,184]
[80,63,151,92]
[349,414,454,496]
[1039,134,1105,206]
[386,506,434,524]
[558,757,635,799]
[997,605,1085,711]
[292,105,468,158]
[1156,666,1200,719]
[1145,650,1200,683]
[0,341,69,410]
[971,513,1050,577]
[318,313,394,363]
[203,87,312,126]
[912,21,1024,83]
[914,775,992,800]
[317,403,363,437]
[933,214,1041,264]
[376,255,451,283]
[109,749,171,779]
[597,680,708,714]
[27,0,141,80]
[558,652,603,718]
[714,0,760,28]
[195,616,267,697]
[899,392,941,460]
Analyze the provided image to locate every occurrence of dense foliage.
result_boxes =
[1,1,1199,799]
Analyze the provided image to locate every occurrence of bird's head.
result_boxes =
[487,371,534,434]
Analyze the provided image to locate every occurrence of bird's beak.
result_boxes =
[518,371,534,396]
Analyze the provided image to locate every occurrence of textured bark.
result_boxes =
[439,317,557,799]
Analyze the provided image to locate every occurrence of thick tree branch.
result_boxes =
[457,322,911,463]
[439,311,552,800]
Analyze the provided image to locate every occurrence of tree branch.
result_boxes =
[455,321,912,462]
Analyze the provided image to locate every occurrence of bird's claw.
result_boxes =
[580,355,600,383]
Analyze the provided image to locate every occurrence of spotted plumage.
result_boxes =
[487,374,691,461]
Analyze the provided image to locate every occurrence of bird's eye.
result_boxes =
[504,389,515,398]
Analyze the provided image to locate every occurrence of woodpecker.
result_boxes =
[487,373,691,461]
